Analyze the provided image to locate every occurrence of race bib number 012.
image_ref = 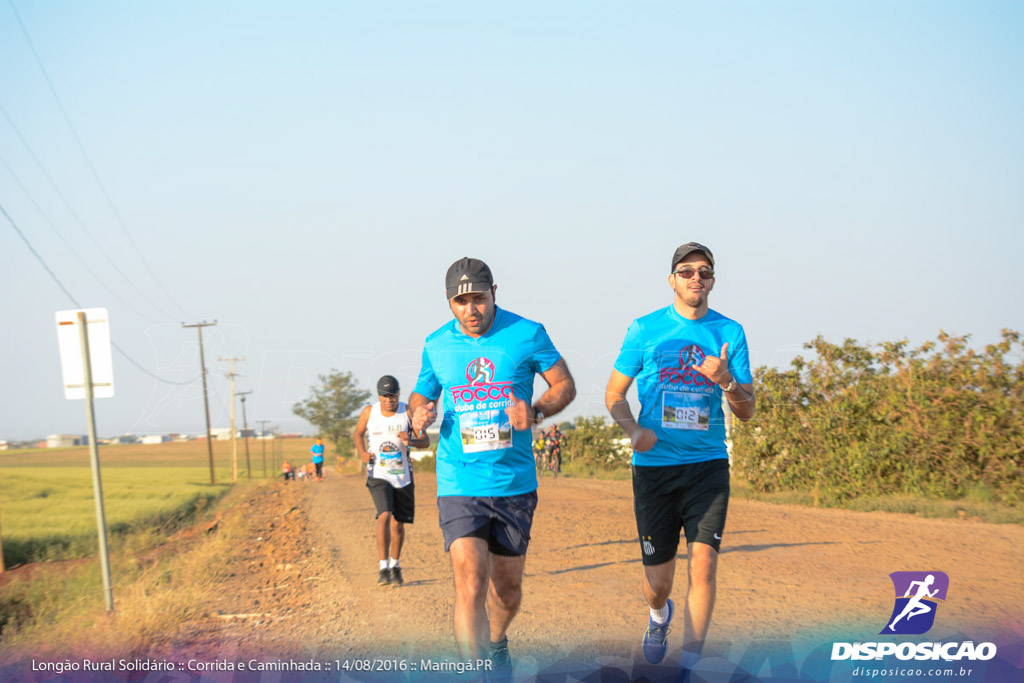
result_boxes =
[662,391,711,431]
[460,409,512,452]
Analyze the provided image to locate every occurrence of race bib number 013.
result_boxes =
[662,391,711,431]
[460,409,512,452]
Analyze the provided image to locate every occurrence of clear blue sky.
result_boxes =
[2,1,1022,441]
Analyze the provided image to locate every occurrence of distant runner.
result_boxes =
[409,257,576,670]
[353,375,428,587]
[310,437,325,482]
[281,460,294,482]
[606,242,755,673]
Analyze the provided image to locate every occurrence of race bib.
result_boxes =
[662,391,711,431]
[377,441,406,475]
[460,408,513,452]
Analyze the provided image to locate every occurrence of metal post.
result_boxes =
[183,322,217,485]
[78,311,114,612]
[221,357,244,482]
[239,391,252,480]
[258,419,270,478]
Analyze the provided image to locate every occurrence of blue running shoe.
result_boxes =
[642,598,674,664]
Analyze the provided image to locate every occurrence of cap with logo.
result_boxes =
[445,257,494,300]
[671,242,715,271]
[377,375,400,396]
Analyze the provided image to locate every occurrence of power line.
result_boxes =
[0,150,161,324]
[6,0,194,321]
[0,101,178,321]
[2,202,198,387]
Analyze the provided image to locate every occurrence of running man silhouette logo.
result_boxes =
[465,357,495,385]
[881,571,949,635]
[678,345,706,368]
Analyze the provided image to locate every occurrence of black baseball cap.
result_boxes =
[445,257,494,300]
[377,375,400,395]
[671,242,715,271]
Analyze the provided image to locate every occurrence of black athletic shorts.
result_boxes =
[366,478,415,524]
[633,459,730,565]
[437,491,538,556]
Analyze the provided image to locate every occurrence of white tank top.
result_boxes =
[366,401,413,488]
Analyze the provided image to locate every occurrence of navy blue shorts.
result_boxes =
[437,491,538,556]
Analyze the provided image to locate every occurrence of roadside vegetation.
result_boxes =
[555,330,1023,524]
[0,438,319,646]
[0,481,268,657]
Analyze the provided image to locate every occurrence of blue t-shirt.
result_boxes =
[311,443,325,463]
[613,306,751,466]
[413,307,561,497]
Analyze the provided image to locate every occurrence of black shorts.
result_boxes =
[437,492,538,556]
[633,459,730,565]
[366,478,415,524]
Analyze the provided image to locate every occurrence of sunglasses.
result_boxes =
[672,266,714,279]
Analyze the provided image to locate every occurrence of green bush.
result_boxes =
[562,416,631,472]
[732,330,1024,504]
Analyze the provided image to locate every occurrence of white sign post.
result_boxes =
[55,308,115,612]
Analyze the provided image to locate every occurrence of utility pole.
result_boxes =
[238,390,253,480]
[257,419,271,478]
[183,321,218,485]
[220,357,244,481]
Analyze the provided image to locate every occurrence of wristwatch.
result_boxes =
[720,379,738,393]
[534,409,545,425]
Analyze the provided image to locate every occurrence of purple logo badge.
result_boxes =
[881,571,949,635]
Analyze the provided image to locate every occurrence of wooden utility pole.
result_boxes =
[238,390,253,480]
[257,419,271,478]
[183,321,218,485]
[220,357,244,481]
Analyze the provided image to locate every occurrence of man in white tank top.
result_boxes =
[353,375,430,587]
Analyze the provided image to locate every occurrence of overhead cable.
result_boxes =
[6,0,194,321]
[0,102,178,322]
[0,150,161,324]
[2,203,199,387]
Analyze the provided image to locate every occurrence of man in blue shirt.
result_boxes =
[605,242,756,670]
[310,437,325,482]
[409,257,576,668]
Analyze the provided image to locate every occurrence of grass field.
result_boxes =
[0,438,326,566]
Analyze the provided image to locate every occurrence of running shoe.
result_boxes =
[377,568,391,586]
[391,566,404,587]
[489,636,511,670]
[641,598,674,664]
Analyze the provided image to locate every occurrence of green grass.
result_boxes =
[0,438,327,566]
[0,467,230,566]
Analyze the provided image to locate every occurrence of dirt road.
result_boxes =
[178,467,1024,676]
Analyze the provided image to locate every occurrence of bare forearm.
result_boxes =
[606,393,640,437]
[724,384,756,421]
[352,430,369,458]
[533,379,576,420]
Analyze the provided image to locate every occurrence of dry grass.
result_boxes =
[0,480,265,658]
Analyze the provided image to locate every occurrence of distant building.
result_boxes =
[141,434,170,445]
[210,428,233,441]
[0,440,7,450]
[46,434,80,448]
